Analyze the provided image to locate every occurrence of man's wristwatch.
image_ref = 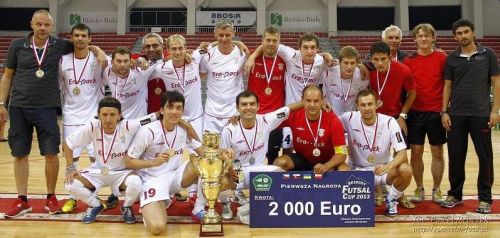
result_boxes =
[440,111,448,116]
[399,113,407,120]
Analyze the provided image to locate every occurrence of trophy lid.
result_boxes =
[202,132,220,149]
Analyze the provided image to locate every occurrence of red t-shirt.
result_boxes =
[283,108,346,165]
[248,55,286,114]
[369,61,415,116]
[403,51,446,112]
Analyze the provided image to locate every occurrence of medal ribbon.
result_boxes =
[72,52,90,87]
[31,37,49,69]
[239,120,259,159]
[340,75,353,103]
[300,57,315,87]
[162,124,177,150]
[305,110,323,148]
[114,73,130,98]
[100,125,119,164]
[376,62,391,97]
[360,114,379,152]
[174,64,186,93]
[262,55,277,88]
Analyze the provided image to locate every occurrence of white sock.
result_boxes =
[387,184,403,202]
[188,183,198,197]
[192,179,206,213]
[65,180,100,207]
[123,175,142,207]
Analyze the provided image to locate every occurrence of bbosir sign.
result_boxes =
[66,12,117,31]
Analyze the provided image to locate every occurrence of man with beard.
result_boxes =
[440,19,499,214]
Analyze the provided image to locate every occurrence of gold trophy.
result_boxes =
[190,132,230,236]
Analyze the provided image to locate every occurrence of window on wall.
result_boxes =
[0,8,47,31]
[129,8,187,26]
[338,7,395,31]
[409,6,461,30]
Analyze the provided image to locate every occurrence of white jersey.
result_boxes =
[103,59,155,119]
[65,113,157,171]
[221,107,290,167]
[277,44,325,104]
[339,112,406,168]
[59,52,103,125]
[321,66,368,115]
[154,56,203,121]
[201,46,246,118]
[127,121,202,181]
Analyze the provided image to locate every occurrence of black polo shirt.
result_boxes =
[444,43,499,117]
[5,33,73,108]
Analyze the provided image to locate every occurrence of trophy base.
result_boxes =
[199,222,224,237]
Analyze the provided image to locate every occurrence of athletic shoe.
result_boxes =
[432,188,445,203]
[82,203,105,224]
[440,195,463,208]
[238,214,250,225]
[410,187,425,202]
[5,199,32,218]
[237,203,250,217]
[44,195,60,214]
[221,202,233,220]
[106,194,119,209]
[233,191,249,206]
[476,201,491,214]
[121,206,136,224]
[398,195,415,209]
[61,198,77,213]
[191,210,206,223]
[385,198,398,217]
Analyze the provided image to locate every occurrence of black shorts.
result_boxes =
[286,153,314,171]
[407,110,446,146]
[8,106,61,157]
[266,128,283,164]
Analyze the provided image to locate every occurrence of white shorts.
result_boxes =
[353,166,388,186]
[203,114,230,134]
[80,169,133,195]
[281,127,293,149]
[64,124,95,158]
[188,115,204,141]
[139,161,189,208]
[237,165,284,190]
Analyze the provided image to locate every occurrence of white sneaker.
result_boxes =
[237,203,250,217]
[221,202,233,220]
[239,214,250,225]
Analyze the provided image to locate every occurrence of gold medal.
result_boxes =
[313,148,321,157]
[154,87,162,96]
[101,166,109,176]
[265,87,272,95]
[166,148,175,157]
[36,69,44,78]
[367,154,377,163]
[377,99,383,108]
[73,86,81,95]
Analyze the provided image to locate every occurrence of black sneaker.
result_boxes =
[106,194,119,209]
[121,206,136,224]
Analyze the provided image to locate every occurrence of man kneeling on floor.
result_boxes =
[125,91,235,236]
[339,89,413,216]
[64,97,160,224]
